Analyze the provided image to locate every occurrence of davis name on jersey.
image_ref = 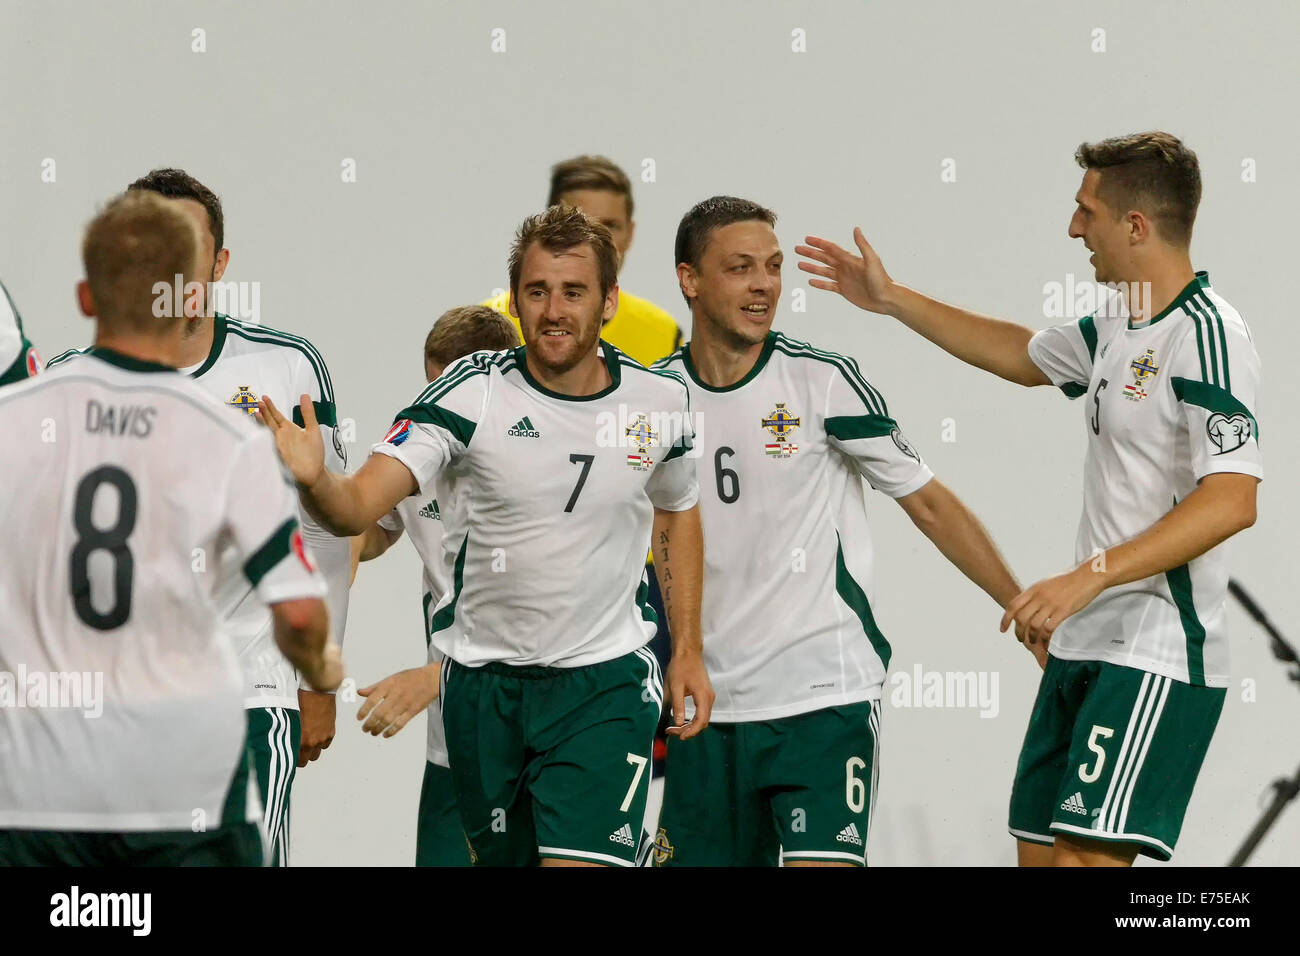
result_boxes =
[656,331,933,722]
[1028,272,1261,687]
[45,314,351,709]
[371,343,697,669]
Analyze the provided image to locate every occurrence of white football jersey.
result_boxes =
[1028,272,1262,687]
[0,280,41,386]
[47,314,351,709]
[371,343,698,668]
[0,349,326,831]
[656,331,933,722]
[377,482,452,766]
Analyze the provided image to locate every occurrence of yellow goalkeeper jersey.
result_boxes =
[483,288,682,367]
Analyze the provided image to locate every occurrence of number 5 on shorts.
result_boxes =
[621,753,648,812]
[1079,725,1114,783]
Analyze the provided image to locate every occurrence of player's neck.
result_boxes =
[174,314,217,368]
[688,318,767,388]
[1125,252,1196,323]
[92,327,183,368]
[525,346,612,397]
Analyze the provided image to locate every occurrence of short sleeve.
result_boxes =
[645,391,698,512]
[369,355,487,498]
[225,430,328,606]
[1170,315,1262,483]
[823,360,933,499]
[377,508,404,533]
[1028,314,1100,399]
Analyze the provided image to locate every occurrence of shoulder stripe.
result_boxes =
[620,357,687,388]
[44,348,85,369]
[1189,308,1210,385]
[650,348,684,371]
[1078,314,1098,363]
[1195,293,1231,395]
[771,336,886,416]
[1171,376,1258,439]
[399,404,476,447]
[409,353,514,410]
[224,321,335,403]
[825,413,898,441]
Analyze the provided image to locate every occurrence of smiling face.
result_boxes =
[511,241,615,375]
[1068,168,1133,284]
[681,220,782,349]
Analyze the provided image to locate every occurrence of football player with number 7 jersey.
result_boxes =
[260,206,714,867]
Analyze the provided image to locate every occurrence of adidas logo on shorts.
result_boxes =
[1060,791,1088,815]
[835,823,863,846]
[608,823,636,847]
[507,416,540,438]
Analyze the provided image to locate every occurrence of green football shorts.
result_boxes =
[1009,655,1226,861]
[416,760,472,867]
[246,706,301,867]
[657,700,881,867]
[440,646,662,867]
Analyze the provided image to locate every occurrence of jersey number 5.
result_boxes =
[69,465,138,630]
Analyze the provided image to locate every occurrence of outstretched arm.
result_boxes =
[797,229,1051,387]
[259,394,417,536]
[896,478,1044,667]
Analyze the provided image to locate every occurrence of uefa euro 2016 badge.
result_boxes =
[763,402,800,459]
[1124,349,1159,401]
[228,385,259,415]
[626,413,656,470]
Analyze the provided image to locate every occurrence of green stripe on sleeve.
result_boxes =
[1171,377,1258,439]
[835,533,891,669]
[244,518,299,587]
[0,344,32,385]
[1060,382,1088,399]
[396,403,477,447]
[825,413,898,441]
[292,400,337,428]
[1078,314,1098,363]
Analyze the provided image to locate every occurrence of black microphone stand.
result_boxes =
[1226,579,1300,867]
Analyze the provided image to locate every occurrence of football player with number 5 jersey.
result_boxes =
[654,197,1026,867]
[798,131,1260,866]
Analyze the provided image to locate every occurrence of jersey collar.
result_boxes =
[186,313,230,378]
[1128,271,1210,330]
[514,339,622,402]
[85,347,177,373]
[681,331,776,393]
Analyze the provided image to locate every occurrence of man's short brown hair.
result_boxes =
[547,155,634,220]
[82,191,202,329]
[508,204,620,301]
[1075,132,1201,247]
[126,167,224,251]
[424,305,520,368]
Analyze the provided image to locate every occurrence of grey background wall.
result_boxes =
[3,0,1296,865]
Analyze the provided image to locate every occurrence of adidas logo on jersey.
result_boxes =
[835,823,863,846]
[608,823,636,847]
[418,499,440,520]
[507,416,540,438]
[1060,792,1088,815]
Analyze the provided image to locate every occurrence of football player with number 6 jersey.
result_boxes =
[654,197,1026,867]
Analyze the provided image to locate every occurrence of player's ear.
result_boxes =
[213,248,230,282]
[76,280,96,318]
[604,283,619,323]
[676,262,696,302]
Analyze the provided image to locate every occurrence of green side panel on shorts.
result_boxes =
[416,761,471,867]
[1165,563,1207,686]
[834,533,891,670]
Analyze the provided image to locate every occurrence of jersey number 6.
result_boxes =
[714,447,740,504]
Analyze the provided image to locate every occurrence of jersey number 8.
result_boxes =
[69,465,138,630]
